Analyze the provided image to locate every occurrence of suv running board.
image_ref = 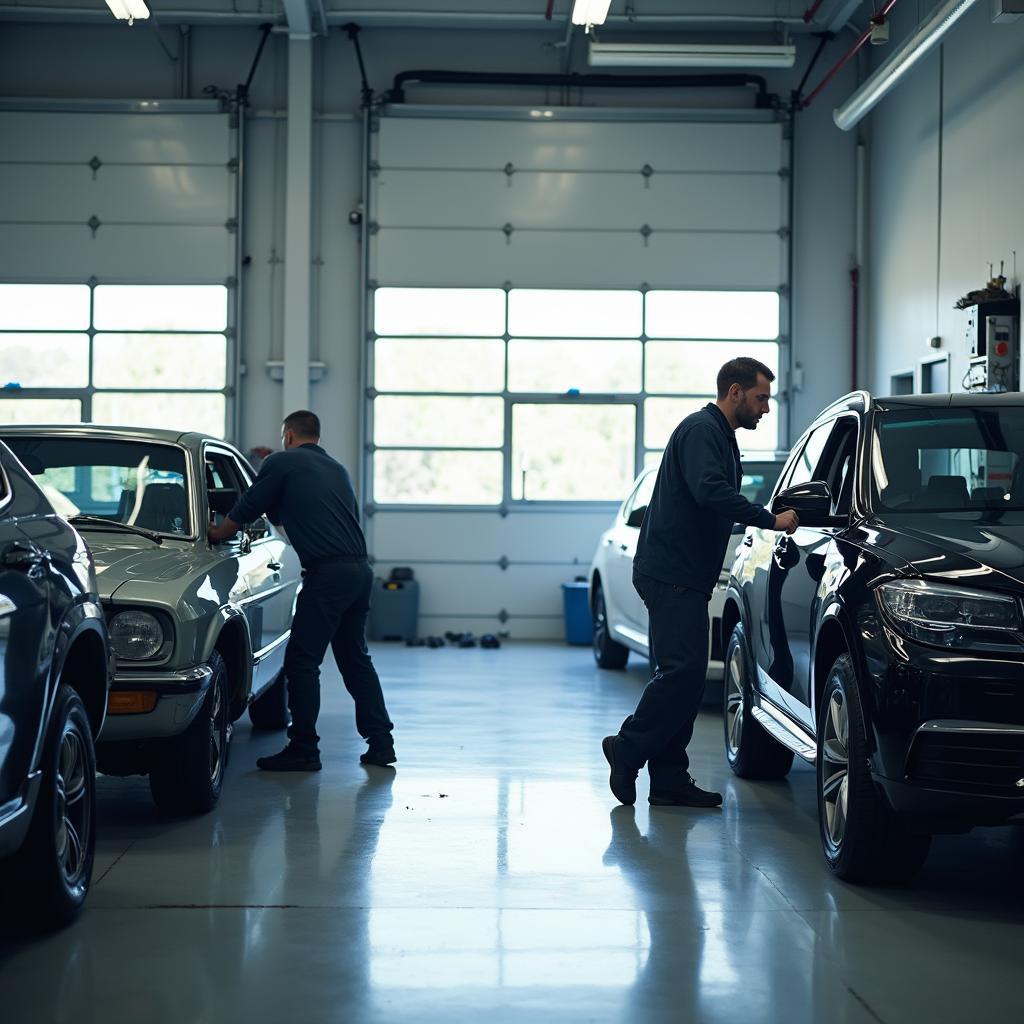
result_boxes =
[750,703,817,762]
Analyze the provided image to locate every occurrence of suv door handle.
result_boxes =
[3,543,46,572]
[267,560,283,572]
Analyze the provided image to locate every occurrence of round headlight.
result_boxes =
[109,610,165,661]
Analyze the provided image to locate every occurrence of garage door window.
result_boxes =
[371,286,781,507]
[0,283,231,438]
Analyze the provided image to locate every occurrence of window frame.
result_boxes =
[368,285,784,511]
[0,280,235,440]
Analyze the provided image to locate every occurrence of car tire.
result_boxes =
[724,622,794,780]
[817,653,931,884]
[592,581,629,670]
[2,684,97,929]
[248,669,290,731]
[149,650,230,816]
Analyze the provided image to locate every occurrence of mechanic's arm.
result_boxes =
[680,425,798,534]
[208,454,285,544]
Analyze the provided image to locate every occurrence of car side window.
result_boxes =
[783,420,837,493]
[818,420,859,516]
[1,449,51,519]
[0,458,11,517]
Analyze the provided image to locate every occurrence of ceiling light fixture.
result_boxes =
[589,41,797,68]
[572,0,613,30]
[104,0,151,25]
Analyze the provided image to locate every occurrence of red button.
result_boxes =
[995,341,1010,357]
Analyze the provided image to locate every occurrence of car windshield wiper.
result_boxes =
[68,515,164,545]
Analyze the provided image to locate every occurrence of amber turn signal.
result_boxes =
[107,691,158,715]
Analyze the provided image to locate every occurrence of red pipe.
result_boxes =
[803,0,827,24]
[850,266,860,389]
[545,0,556,19]
[801,0,901,110]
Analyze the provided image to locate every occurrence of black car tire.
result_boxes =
[817,653,931,883]
[149,650,230,816]
[248,669,290,731]
[724,623,794,779]
[592,581,629,670]
[3,684,97,929]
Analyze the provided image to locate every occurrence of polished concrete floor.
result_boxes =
[2,642,1023,1023]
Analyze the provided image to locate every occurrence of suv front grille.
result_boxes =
[906,730,1024,797]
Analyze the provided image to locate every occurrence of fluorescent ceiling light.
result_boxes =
[572,0,613,28]
[105,0,150,23]
[589,41,797,69]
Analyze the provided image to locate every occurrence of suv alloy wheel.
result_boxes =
[592,581,629,669]
[816,653,931,883]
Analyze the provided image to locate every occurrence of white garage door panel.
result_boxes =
[378,118,783,174]
[0,165,234,224]
[376,169,782,233]
[372,511,612,563]
[0,111,230,165]
[0,224,233,282]
[374,228,783,290]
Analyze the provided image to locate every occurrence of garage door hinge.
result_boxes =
[502,223,515,244]
[366,386,378,399]
[640,224,653,247]
[87,215,101,238]
[88,156,103,179]
[225,218,238,234]
[641,164,654,188]
[504,162,515,185]
[777,226,790,240]
[227,158,239,173]
[369,222,380,236]
[497,555,510,571]
[365,442,377,453]
[369,160,381,176]
[497,609,510,624]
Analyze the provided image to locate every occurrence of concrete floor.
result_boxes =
[2,642,1023,1023]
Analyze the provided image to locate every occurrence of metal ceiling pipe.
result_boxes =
[833,0,979,130]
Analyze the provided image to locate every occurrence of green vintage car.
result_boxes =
[1,426,302,815]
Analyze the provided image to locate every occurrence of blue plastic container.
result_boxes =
[561,581,592,646]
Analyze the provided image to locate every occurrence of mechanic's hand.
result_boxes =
[774,509,800,535]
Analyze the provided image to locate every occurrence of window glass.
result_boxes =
[92,392,226,438]
[786,421,835,491]
[0,284,90,330]
[512,404,635,501]
[375,339,505,393]
[644,450,663,472]
[646,291,779,340]
[643,398,708,450]
[93,334,227,389]
[0,398,82,424]
[374,396,503,449]
[93,285,228,332]
[645,341,779,394]
[0,335,90,388]
[739,461,785,506]
[374,288,505,337]
[508,290,642,338]
[508,340,641,394]
[373,450,502,505]
[633,469,657,511]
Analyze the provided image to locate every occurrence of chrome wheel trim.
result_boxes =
[209,677,226,785]
[725,643,745,757]
[821,688,850,850]
[55,723,90,892]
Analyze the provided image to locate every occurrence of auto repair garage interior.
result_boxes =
[2,0,1024,1019]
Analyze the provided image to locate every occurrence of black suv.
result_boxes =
[0,440,109,927]
[722,391,1024,883]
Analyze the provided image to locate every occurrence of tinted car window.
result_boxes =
[0,445,52,519]
[872,408,1024,512]
[782,420,836,493]
[5,436,190,535]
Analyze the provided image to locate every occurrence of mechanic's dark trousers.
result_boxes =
[284,557,393,754]
[615,569,710,789]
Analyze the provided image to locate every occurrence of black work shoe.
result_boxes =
[256,745,322,772]
[602,736,637,806]
[360,746,397,767]
[649,775,722,808]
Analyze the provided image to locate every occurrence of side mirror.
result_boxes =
[772,480,840,528]
[208,487,239,517]
[626,505,647,529]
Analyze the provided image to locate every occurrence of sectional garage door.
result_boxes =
[366,108,790,640]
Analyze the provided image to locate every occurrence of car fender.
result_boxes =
[198,604,254,715]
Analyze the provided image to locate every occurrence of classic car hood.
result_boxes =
[85,535,201,598]
[866,511,1024,589]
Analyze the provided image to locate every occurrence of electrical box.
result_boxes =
[962,298,1019,392]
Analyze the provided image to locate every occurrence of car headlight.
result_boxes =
[876,579,1022,649]
[109,610,166,661]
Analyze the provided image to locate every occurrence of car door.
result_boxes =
[765,417,858,729]
[0,448,54,813]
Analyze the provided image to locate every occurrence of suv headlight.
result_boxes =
[876,579,1022,649]
[109,610,166,661]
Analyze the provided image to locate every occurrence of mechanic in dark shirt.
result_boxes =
[208,410,395,772]
[603,358,798,808]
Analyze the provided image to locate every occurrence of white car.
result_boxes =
[588,457,785,689]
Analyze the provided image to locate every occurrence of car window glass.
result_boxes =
[632,470,657,514]
[621,473,647,521]
[816,420,858,515]
[785,421,836,491]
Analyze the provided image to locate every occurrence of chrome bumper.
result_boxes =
[98,665,213,742]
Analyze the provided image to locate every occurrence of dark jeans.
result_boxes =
[616,570,710,789]
[284,559,393,754]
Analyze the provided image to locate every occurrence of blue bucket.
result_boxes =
[561,581,592,646]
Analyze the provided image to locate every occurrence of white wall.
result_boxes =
[866,2,1024,396]
[0,20,861,634]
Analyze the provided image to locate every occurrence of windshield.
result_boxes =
[871,407,1024,513]
[4,436,192,536]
